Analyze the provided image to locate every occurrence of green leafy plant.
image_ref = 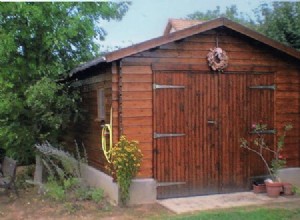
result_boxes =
[240,123,292,181]
[91,188,104,203]
[37,142,105,205]
[292,186,300,195]
[45,177,66,201]
[75,187,104,202]
[110,136,143,205]
[35,141,87,183]
[63,178,80,191]
[0,2,130,164]
[15,165,35,190]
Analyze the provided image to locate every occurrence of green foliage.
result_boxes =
[170,208,300,220]
[293,186,300,195]
[240,123,292,180]
[15,165,35,189]
[187,5,256,28]
[36,141,87,183]
[0,2,130,75]
[45,176,104,204]
[76,187,104,203]
[63,177,80,190]
[110,136,143,205]
[0,2,130,164]
[188,3,300,51]
[38,142,104,204]
[40,142,103,203]
[270,159,286,177]
[45,178,66,201]
[91,188,104,203]
[255,2,300,50]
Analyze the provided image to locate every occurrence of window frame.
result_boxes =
[97,88,106,121]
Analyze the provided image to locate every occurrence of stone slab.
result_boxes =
[158,192,300,214]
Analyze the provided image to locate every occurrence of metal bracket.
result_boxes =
[248,85,276,90]
[207,120,217,125]
[154,132,185,139]
[153,83,185,90]
[157,182,186,187]
[250,129,276,134]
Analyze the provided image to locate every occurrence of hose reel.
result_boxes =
[101,108,113,163]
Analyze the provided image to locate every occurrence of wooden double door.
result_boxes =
[154,71,275,199]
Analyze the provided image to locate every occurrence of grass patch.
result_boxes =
[162,207,300,220]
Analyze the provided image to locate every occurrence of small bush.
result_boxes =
[37,142,105,205]
[16,165,35,189]
[44,176,104,204]
[91,188,104,203]
[63,178,80,190]
[76,187,104,203]
[36,141,86,183]
[110,136,143,205]
[45,178,65,201]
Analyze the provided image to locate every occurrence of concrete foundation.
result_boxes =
[80,164,157,205]
[80,164,119,204]
[278,167,300,187]
[128,178,157,205]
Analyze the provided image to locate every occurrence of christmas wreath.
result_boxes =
[207,47,229,72]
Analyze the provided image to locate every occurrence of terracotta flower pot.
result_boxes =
[266,182,283,198]
[282,183,294,196]
[253,183,266,193]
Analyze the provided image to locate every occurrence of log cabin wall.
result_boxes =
[276,68,300,166]
[111,61,153,178]
[113,27,300,180]
[71,64,113,173]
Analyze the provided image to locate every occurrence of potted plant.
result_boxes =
[240,122,292,197]
[251,176,267,194]
[282,182,294,196]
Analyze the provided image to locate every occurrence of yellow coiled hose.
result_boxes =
[101,108,112,163]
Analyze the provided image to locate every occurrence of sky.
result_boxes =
[100,0,268,51]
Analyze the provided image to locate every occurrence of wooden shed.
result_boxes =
[69,18,300,199]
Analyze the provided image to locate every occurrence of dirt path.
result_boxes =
[0,188,171,220]
[1,188,300,220]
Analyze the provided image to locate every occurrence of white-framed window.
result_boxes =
[97,89,105,121]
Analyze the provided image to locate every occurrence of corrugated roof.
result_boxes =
[69,17,300,77]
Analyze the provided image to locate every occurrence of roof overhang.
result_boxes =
[70,17,300,77]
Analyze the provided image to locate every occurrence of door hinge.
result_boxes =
[153,83,185,90]
[248,85,276,90]
[157,182,186,187]
[250,129,276,134]
[154,132,185,139]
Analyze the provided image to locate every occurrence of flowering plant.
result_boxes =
[110,136,143,205]
[240,122,292,181]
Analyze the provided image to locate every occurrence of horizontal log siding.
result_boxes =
[73,67,112,173]
[275,70,300,166]
[116,64,154,178]
[71,28,299,179]
[118,28,300,178]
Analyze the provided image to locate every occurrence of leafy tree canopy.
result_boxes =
[187,3,300,50]
[0,2,130,163]
[187,5,256,29]
[255,2,300,50]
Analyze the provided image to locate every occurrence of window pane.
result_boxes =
[98,89,105,120]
